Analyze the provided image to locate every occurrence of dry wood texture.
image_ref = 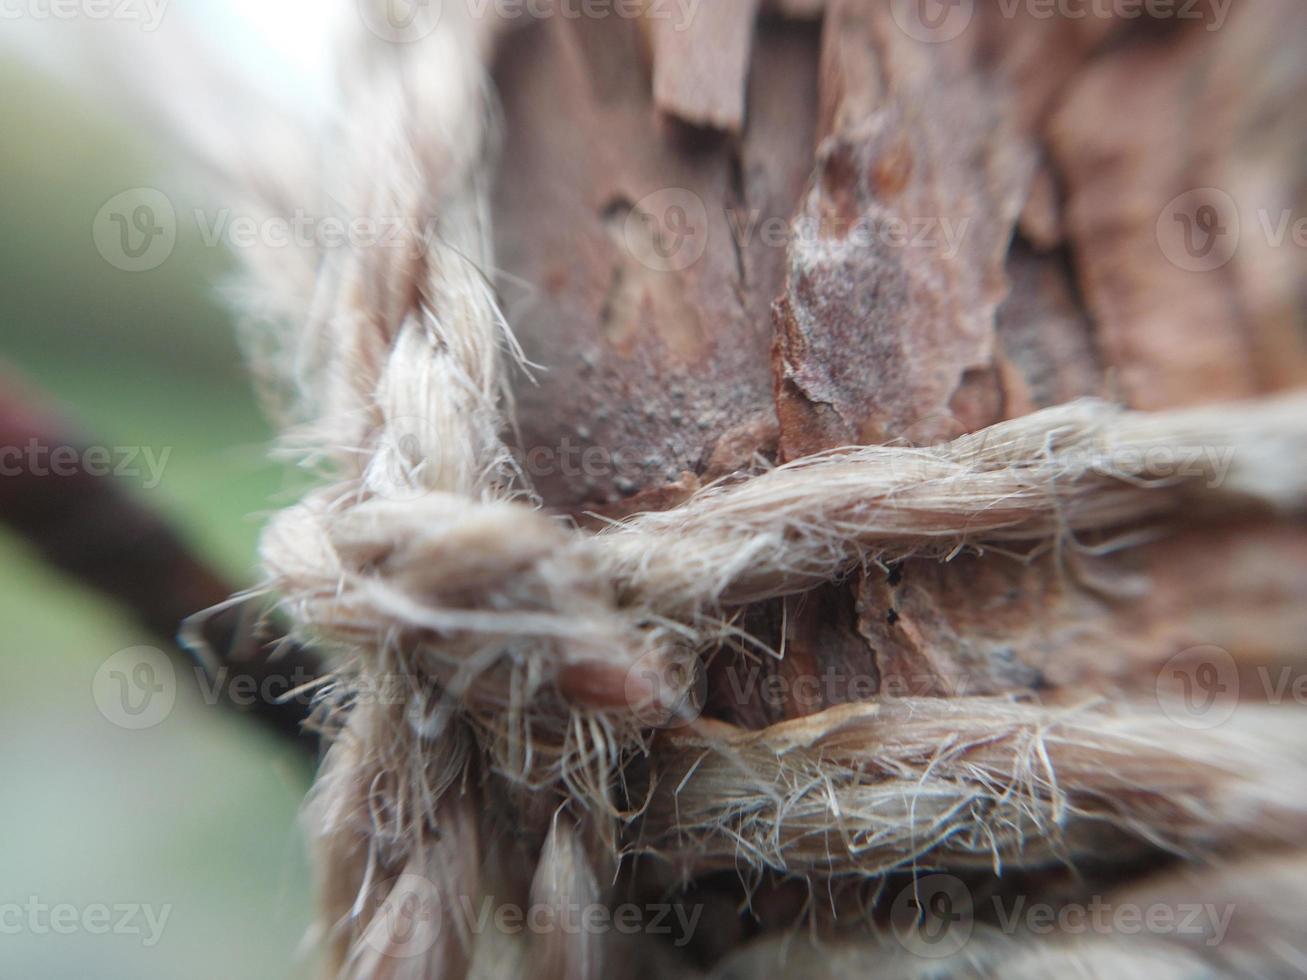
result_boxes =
[177,0,1307,976]
[489,0,1307,721]
[471,1,1307,974]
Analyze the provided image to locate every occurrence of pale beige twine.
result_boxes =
[163,5,1307,978]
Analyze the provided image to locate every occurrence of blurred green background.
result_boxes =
[1,50,315,980]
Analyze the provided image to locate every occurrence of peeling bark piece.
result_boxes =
[1206,1,1307,394]
[491,15,817,512]
[1017,161,1063,252]
[702,519,1307,726]
[735,20,826,362]
[976,6,1123,137]
[773,2,1034,457]
[995,240,1105,412]
[647,0,760,132]
[854,521,1307,704]
[1048,3,1307,409]
[982,14,1103,257]
[857,555,1061,699]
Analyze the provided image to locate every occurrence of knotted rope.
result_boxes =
[226,9,1307,978]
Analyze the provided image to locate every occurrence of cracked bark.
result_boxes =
[487,5,1307,955]
[489,0,1307,720]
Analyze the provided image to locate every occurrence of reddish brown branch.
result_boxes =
[0,365,320,754]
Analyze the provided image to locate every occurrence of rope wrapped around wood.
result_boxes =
[206,7,1307,979]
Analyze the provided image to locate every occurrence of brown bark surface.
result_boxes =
[491,0,1307,700]
[486,1,1307,966]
